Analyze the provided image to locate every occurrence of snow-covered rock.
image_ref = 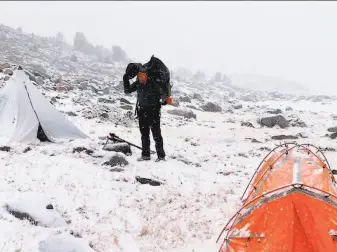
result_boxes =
[39,233,95,252]
[5,193,67,228]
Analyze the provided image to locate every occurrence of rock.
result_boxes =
[271,135,298,140]
[0,63,10,69]
[6,193,67,228]
[246,138,262,143]
[101,87,110,95]
[193,93,204,101]
[98,98,115,104]
[186,105,198,110]
[120,98,132,104]
[100,113,109,119]
[135,176,163,186]
[66,111,78,117]
[233,104,243,110]
[201,102,222,112]
[267,109,282,114]
[319,147,336,152]
[179,96,191,103]
[260,115,289,128]
[167,109,196,119]
[120,105,133,110]
[290,119,307,128]
[260,147,272,152]
[4,76,10,81]
[3,68,13,76]
[72,147,93,155]
[286,106,293,111]
[240,95,256,102]
[330,133,337,139]
[103,143,132,156]
[24,70,36,82]
[36,76,44,85]
[23,147,32,153]
[28,63,47,76]
[39,233,96,252]
[50,97,57,104]
[241,122,255,128]
[328,127,337,133]
[110,168,124,172]
[46,204,54,210]
[103,154,129,167]
[0,146,10,152]
[70,54,78,62]
[52,74,62,84]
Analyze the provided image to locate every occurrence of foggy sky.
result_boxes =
[0,1,336,94]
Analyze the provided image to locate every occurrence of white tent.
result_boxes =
[0,69,88,144]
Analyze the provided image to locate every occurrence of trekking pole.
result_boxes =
[109,133,156,154]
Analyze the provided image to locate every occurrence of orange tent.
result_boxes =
[216,143,337,252]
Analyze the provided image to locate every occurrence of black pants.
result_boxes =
[138,104,165,158]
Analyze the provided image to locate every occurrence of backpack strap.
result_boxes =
[134,97,139,118]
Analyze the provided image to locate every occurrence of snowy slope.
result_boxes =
[0,24,337,252]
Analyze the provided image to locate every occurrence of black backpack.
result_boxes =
[143,55,172,98]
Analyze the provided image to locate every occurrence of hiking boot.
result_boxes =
[137,156,151,161]
[155,157,166,162]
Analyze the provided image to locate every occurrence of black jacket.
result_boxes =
[123,74,165,107]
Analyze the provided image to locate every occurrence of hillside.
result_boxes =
[0,24,337,252]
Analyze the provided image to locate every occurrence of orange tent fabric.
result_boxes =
[216,144,337,252]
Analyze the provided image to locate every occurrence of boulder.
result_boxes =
[36,76,44,85]
[103,143,132,156]
[120,105,133,110]
[120,98,132,104]
[0,146,10,152]
[201,102,222,112]
[259,115,289,128]
[193,93,204,101]
[233,104,243,110]
[290,119,307,128]
[328,127,337,133]
[135,176,163,186]
[6,193,67,227]
[70,54,78,62]
[3,68,13,76]
[98,98,115,104]
[167,109,196,119]
[72,147,93,155]
[267,109,282,115]
[179,96,191,103]
[186,105,197,110]
[103,154,129,167]
[241,122,255,128]
[66,111,78,117]
[271,135,298,140]
[100,113,109,119]
[39,233,95,252]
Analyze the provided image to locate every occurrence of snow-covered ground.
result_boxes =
[1,97,337,251]
[1,23,337,252]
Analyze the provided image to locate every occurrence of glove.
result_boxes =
[160,95,167,105]
[125,63,141,79]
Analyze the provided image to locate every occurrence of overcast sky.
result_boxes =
[0,1,336,93]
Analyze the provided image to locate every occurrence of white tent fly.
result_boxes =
[0,69,88,144]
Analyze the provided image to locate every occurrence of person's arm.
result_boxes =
[123,75,138,94]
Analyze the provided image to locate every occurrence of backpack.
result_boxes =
[143,55,172,98]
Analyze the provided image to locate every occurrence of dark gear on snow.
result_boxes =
[106,133,156,154]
